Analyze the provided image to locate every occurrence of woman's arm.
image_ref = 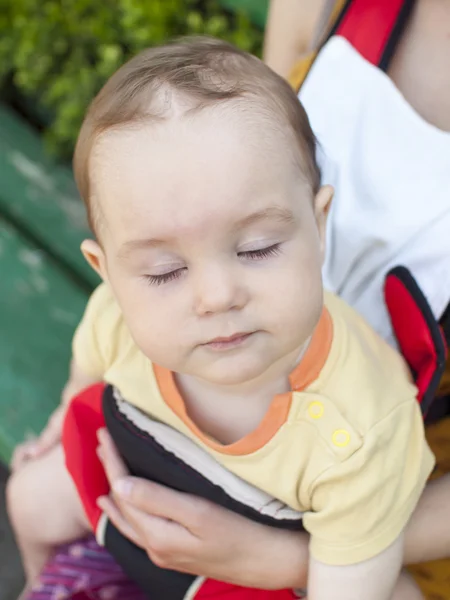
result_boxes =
[96,427,450,592]
[263,0,328,78]
[97,428,310,590]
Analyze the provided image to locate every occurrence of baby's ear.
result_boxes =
[81,239,108,281]
[314,185,333,261]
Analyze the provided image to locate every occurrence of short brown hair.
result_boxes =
[73,36,320,232]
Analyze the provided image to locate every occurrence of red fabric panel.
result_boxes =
[384,276,436,405]
[194,579,299,599]
[336,0,405,65]
[62,383,109,531]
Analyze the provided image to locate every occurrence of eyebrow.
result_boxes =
[117,237,166,260]
[117,206,296,259]
[234,206,296,231]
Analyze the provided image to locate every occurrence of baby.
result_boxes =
[8,37,434,600]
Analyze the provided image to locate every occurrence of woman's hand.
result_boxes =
[11,404,67,472]
[96,428,309,590]
[11,360,100,473]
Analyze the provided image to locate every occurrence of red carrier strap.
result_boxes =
[63,383,109,532]
[329,0,415,69]
[384,267,448,416]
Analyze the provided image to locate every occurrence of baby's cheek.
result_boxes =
[131,312,175,356]
[265,269,322,334]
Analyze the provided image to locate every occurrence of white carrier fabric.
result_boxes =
[299,35,450,348]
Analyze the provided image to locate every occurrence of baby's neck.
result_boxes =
[175,342,309,445]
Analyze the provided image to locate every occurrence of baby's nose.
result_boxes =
[194,266,247,316]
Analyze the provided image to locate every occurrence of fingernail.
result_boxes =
[96,445,104,461]
[113,478,133,498]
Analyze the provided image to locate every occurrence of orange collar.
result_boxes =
[153,307,333,456]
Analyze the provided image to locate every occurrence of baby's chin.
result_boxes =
[188,354,280,389]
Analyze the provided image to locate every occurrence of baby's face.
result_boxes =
[87,109,330,386]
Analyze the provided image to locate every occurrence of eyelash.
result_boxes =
[145,244,281,286]
[146,269,186,286]
[238,243,281,261]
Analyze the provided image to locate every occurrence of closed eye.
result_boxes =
[144,244,281,286]
[144,268,186,286]
[238,244,281,260]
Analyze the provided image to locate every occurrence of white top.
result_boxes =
[300,36,450,347]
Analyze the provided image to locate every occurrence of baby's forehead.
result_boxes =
[88,106,311,241]
[91,105,303,187]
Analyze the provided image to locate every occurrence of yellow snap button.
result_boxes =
[308,401,324,419]
[332,429,350,447]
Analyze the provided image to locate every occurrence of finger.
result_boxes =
[97,428,130,484]
[96,429,148,532]
[33,426,60,456]
[10,439,40,471]
[99,493,195,574]
[112,476,208,534]
[30,407,64,457]
[106,490,194,557]
[97,495,144,549]
[10,445,32,472]
[98,429,195,546]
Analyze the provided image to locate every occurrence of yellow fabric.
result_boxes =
[287,51,317,92]
[73,283,435,566]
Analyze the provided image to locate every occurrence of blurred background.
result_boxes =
[1,0,265,159]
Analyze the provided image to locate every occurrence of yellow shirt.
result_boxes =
[73,283,435,566]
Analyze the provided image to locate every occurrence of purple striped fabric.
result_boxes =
[25,536,308,600]
[26,536,146,600]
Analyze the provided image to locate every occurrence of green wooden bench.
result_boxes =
[0,0,268,464]
[0,104,96,463]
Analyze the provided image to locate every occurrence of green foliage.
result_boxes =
[0,0,262,159]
